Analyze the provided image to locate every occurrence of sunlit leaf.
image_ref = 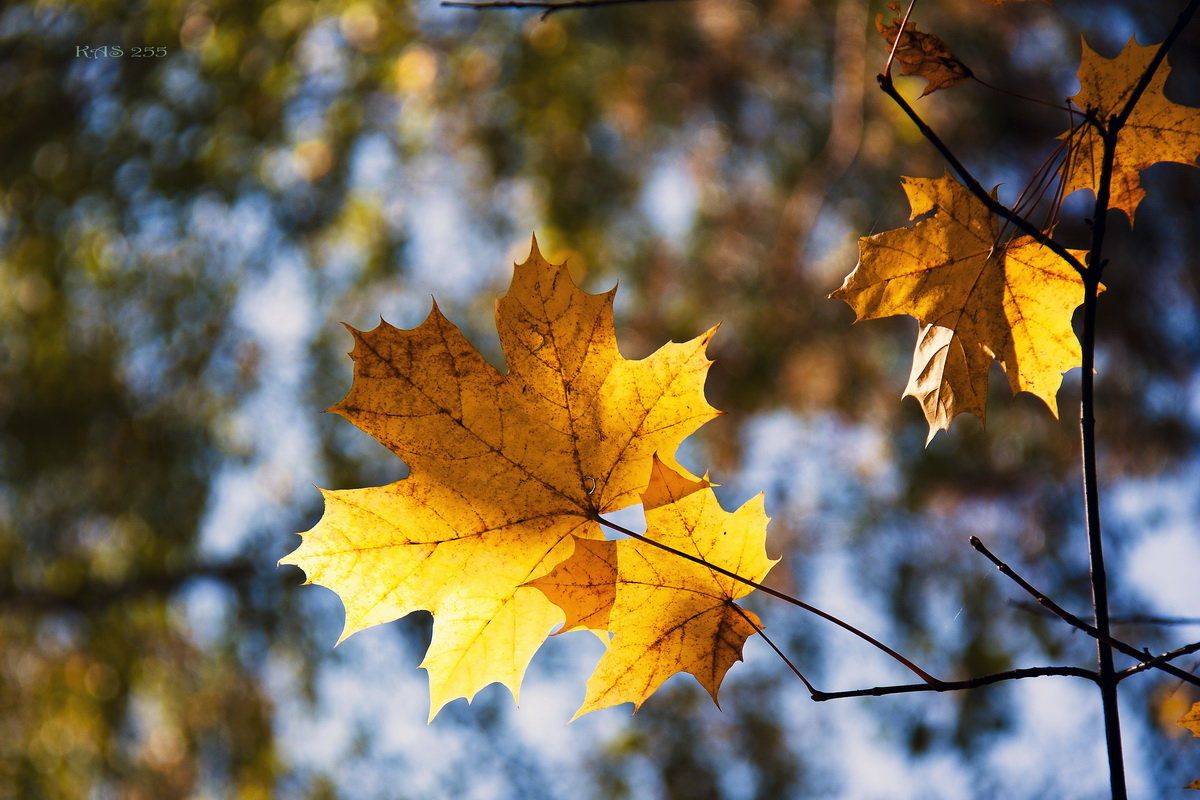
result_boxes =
[529,456,776,717]
[830,173,1089,441]
[281,239,718,718]
[1060,37,1200,222]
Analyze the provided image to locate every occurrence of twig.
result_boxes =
[883,0,919,79]
[1070,9,1200,789]
[970,75,1081,114]
[732,594,1097,700]
[1116,641,1200,683]
[1011,602,1200,628]
[875,72,1088,276]
[728,602,821,695]
[594,514,940,685]
[1079,231,1123,795]
[969,536,1200,689]
[809,666,1097,701]
[970,537,1111,642]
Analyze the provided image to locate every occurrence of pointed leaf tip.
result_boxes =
[641,455,709,511]
[527,233,542,261]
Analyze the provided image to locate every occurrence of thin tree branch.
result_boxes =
[594,513,940,684]
[809,666,1097,701]
[969,536,1200,689]
[970,75,1081,114]
[1080,211,1124,798]
[1011,602,1200,628]
[1116,641,1200,683]
[1069,8,1200,782]
[875,72,1089,276]
[883,0,919,79]
[732,592,1097,700]
[728,602,822,695]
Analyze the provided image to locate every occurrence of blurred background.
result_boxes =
[2,0,1199,797]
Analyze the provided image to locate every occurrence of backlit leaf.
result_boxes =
[280,239,718,718]
[830,173,1089,441]
[877,4,972,97]
[1060,37,1200,222]
[530,457,777,717]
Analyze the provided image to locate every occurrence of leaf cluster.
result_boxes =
[284,1,1200,794]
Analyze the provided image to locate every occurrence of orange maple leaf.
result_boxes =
[830,173,1089,442]
[877,4,972,97]
[529,456,776,717]
[1060,37,1200,222]
[280,239,718,719]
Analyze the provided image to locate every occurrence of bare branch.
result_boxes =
[970,536,1200,689]
[875,72,1088,276]
[810,666,1097,701]
[729,602,822,695]
[1116,641,1200,683]
[595,513,940,685]
[732,591,1096,701]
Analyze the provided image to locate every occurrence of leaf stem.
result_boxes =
[883,0,920,80]
[995,133,1073,244]
[969,75,1081,114]
[594,513,940,685]
[728,602,822,695]
[876,72,1088,276]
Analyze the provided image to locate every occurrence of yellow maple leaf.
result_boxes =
[1060,37,1200,222]
[830,173,1089,441]
[1181,701,1200,789]
[529,456,777,718]
[280,238,719,719]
